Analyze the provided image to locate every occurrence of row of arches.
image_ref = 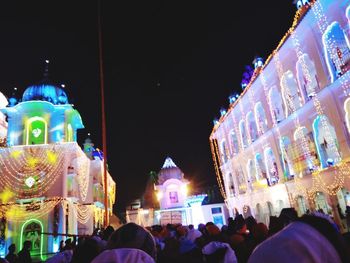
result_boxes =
[219,52,322,163]
[225,114,342,195]
[233,188,350,227]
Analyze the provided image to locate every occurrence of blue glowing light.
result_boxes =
[22,84,68,105]
[220,108,226,116]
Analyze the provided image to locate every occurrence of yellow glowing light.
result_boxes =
[27,156,39,168]
[156,191,163,201]
[47,151,57,164]
[10,150,22,159]
[0,189,15,203]
[181,184,188,196]
[5,206,25,219]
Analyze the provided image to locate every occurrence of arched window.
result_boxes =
[236,166,247,195]
[247,159,256,190]
[344,98,350,134]
[315,192,330,213]
[26,116,47,145]
[66,123,73,142]
[239,120,248,148]
[255,153,267,183]
[281,70,302,116]
[227,173,236,197]
[220,140,229,163]
[267,201,274,216]
[264,147,279,185]
[296,53,320,102]
[279,136,295,180]
[20,219,44,261]
[254,102,268,135]
[296,195,308,216]
[313,115,341,168]
[322,21,350,82]
[229,130,239,155]
[255,203,263,223]
[246,111,258,142]
[294,126,319,174]
[268,85,285,123]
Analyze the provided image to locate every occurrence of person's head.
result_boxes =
[102,225,114,241]
[188,224,194,230]
[268,215,284,236]
[23,241,31,250]
[245,216,257,232]
[176,225,188,237]
[235,215,247,234]
[251,223,268,244]
[65,238,72,245]
[107,223,157,260]
[73,237,101,263]
[248,215,350,263]
[279,208,298,227]
[8,244,15,253]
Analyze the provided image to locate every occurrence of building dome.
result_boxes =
[22,82,68,105]
[157,157,184,184]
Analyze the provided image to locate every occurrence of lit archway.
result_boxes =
[20,219,44,261]
[268,86,284,123]
[254,102,268,135]
[66,123,73,142]
[281,70,302,117]
[312,115,341,168]
[246,111,258,142]
[239,120,248,148]
[26,116,47,145]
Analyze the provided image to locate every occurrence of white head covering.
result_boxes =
[248,221,341,263]
[202,241,238,263]
[91,248,155,263]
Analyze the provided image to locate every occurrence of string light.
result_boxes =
[0,197,63,222]
[209,138,227,200]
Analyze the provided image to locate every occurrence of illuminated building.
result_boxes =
[126,157,229,228]
[0,62,116,260]
[210,0,350,229]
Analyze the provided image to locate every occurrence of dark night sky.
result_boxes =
[0,1,295,211]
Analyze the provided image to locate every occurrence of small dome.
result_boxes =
[22,82,68,105]
[157,157,184,184]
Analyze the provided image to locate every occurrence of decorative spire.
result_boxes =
[162,157,177,169]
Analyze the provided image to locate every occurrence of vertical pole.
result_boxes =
[98,0,109,227]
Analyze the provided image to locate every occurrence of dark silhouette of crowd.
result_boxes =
[6,208,350,263]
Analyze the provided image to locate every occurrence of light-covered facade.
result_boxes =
[210,0,350,228]
[0,66,116,261]
[126,157,229,228]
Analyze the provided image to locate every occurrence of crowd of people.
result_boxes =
[2,208,350,262]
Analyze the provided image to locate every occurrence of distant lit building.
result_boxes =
[210,0,350,228]
[126,157,229,228]
[0,63,116,260]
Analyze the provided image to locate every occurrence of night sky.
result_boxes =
[0,1,295,212]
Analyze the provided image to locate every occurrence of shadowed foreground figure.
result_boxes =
[92,222,156,263]
[248,215,350,263]
[18,241,32,263]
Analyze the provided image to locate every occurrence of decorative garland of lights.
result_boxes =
[0,145,68,198]
[75,156,90,202]
[0,143,90,200]
[209,138,227,199]
[275,50,316,176]
[256,69,286,184]
[241,89,259,188]
[0,197,63,222]
[72,203,93,224]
